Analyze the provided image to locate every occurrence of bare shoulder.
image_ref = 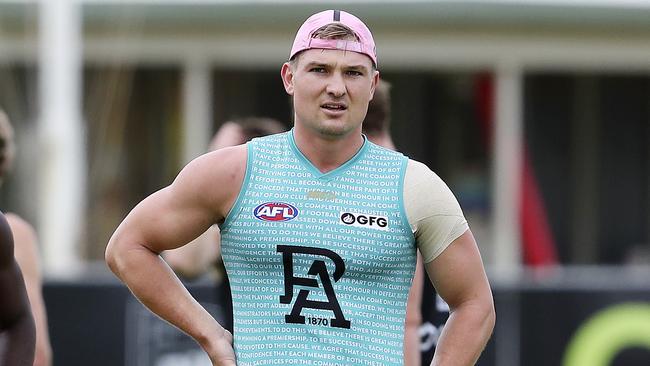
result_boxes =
[189,144,248,174]
[5,213,41,274]
[5,213,36,242]
[172,144,248,219]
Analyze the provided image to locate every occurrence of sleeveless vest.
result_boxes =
[220,130,416,365]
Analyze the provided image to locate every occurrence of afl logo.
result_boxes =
[254,202,299,222]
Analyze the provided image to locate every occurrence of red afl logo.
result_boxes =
[254,202,299,222]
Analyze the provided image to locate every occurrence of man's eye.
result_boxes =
[310,67,326,73]
[346,70,363,76]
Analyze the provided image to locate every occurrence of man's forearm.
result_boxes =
[404,321,421,366]
[106,244,226,349]
[0,257,36,366]
[430,301,495,366]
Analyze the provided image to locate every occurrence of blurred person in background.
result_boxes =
[361,79,396,150]
[164,117,287,282]
[0,110,16,181]
[0,210,36,366]
[0,110,52,366]
[107,9,494,366]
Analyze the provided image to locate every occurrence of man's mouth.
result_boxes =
[321,103,347,111]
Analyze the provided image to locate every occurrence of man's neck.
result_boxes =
[292,126,364,174]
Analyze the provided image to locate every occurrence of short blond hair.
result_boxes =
[290,23,368,68]
[311,23,359,41]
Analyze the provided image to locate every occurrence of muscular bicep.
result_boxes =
[109,146,246,255]
[114,186,216,254]
[404,160,469,262]
[424,230,492,310]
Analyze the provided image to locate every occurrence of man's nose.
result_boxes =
[326,73,346,98]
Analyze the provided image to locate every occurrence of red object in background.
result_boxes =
[475,73,558,266]
[520,146,558,265]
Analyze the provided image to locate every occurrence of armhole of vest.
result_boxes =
[398,157,415,243]
[220,141,254,232]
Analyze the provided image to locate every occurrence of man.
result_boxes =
[0,110,52,366]
[106,10,494,366]
[0,211,36,366]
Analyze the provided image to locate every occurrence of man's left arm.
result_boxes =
[0,213,36,366]
[424,230,495,366]
[8,214,52,366]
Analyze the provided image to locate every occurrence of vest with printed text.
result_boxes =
[220,130,416,366]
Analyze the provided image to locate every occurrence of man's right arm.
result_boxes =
[0,212,36,366]
[163,227,221,279]
[105,146,246,365]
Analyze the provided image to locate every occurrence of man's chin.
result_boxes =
[316,125,351,139]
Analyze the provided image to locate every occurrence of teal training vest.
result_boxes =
[220,130,416,365]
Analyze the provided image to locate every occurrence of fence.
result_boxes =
[43,267,650,366]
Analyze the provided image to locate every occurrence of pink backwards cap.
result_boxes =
[289,10,377,67]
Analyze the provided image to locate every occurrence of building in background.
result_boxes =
[2,2,650,365]
[0,0,648,274]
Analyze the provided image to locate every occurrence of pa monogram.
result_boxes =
[277,245,351,329]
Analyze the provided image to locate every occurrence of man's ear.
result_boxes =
[369,70,380,101]
[281,62,295,95]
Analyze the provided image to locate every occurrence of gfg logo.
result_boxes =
[254,202,299,222]
[340,212,388,231]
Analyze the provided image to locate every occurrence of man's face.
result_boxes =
[281,48,378,139]
[0,116,15,178]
